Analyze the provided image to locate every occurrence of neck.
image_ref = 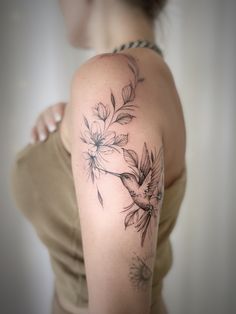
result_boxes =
[88,1,156,54]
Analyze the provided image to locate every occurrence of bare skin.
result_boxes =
[67,48,184,314]
[57,0,186,192]
[58,49,185,314]
[30,1,186,313]
[60,47,186,191]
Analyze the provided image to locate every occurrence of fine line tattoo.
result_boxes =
[80,53,164,247]
[129,251,153,291]
[119,142,164,246]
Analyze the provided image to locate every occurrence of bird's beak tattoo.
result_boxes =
[80,53,164,248]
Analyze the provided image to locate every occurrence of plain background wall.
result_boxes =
[0,0,235,313]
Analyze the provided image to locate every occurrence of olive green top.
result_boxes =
[10,121,187,314]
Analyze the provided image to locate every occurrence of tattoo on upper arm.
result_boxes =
[129,251,153,291]
[80,53,164,247]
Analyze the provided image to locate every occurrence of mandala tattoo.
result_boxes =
[80,53,164,247]
[129,252,153,291]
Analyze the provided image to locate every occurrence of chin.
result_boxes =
[67,33,91,50]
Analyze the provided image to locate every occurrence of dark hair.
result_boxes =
[122,0,168,20]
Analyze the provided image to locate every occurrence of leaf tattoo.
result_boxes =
[113,134,128,146]
[114,112,135,125]
[80,53,164,247]
[122,82,135,104]
[94,102,110,121]
[111,92,116,109]
[122,148,139,168]
[83,115,90,129]
[97,186,104,207]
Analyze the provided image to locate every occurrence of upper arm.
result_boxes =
[70,53,165,314]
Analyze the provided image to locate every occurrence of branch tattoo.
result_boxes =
[80,53,164,247]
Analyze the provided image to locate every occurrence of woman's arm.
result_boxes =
[70,52,165,314]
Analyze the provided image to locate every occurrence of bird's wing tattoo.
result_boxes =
[139,142,151,185]
[135,208,153,247]
[139,169,152,195]
[80,53,164,248]
[146,145,164,197]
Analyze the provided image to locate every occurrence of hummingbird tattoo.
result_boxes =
[80,53,164,246]
[96,142,164,247]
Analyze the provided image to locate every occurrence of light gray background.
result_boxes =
[0,0,235,313]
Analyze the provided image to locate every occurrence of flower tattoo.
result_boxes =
[80,53,164,247]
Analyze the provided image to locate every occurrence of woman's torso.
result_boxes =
[11,47,187,314]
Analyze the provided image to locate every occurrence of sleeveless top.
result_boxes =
[10,121,187,313]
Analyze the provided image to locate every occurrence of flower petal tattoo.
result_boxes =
[128,251,153,291]
[80,53,164,247]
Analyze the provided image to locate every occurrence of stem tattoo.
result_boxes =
[80,53,164,247]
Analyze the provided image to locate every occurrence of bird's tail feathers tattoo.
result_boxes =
[80,53,164,247]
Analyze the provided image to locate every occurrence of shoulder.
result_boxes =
[69,49,175,127]
[72,49,174,89]
[68,49,186,184]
